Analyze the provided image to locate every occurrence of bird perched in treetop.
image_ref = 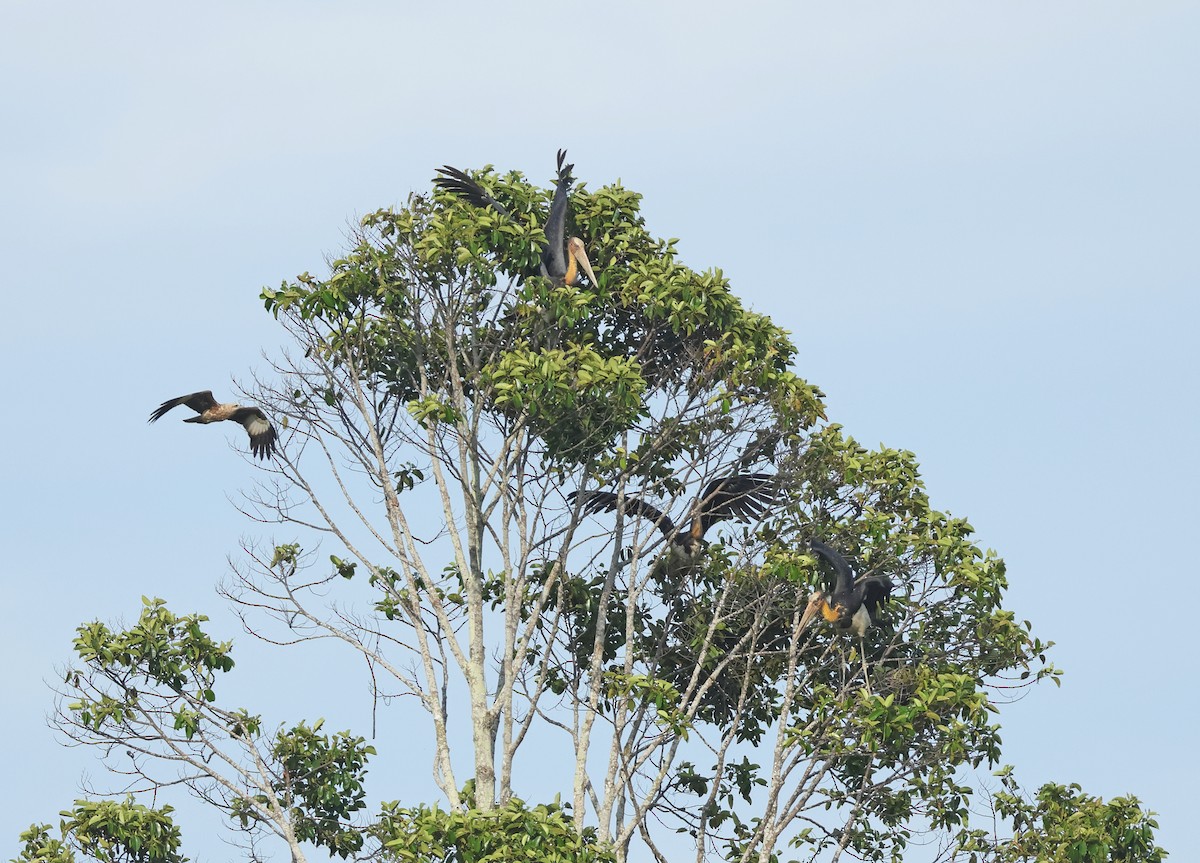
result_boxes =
[798,540,893,638]
[570,473,776,577]
[149,391,278,460]
[434,149,599,288]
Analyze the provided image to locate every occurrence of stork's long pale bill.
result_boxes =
[568,237,600,287]
[798,593,826,633]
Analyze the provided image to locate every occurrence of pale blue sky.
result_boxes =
[2,2,1196,860]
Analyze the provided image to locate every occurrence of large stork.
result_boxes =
[434,149,599,288]
[798,540,893,638]
[149,390,278,460]
[569,473,776,578]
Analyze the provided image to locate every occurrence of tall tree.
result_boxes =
[21,159,1165,863]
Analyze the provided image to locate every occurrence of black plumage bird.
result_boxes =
[434,149,599,288]
[798,540,893,637]
[570,473,776,576]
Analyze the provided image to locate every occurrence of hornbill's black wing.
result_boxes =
[569,489,677,539]
[432,165,511,217]
[694,473,777,537]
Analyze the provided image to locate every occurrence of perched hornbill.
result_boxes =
[433,149,599,288]
[798,540,894,637]
[569,473,776,577]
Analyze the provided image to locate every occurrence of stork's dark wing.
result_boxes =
[569,489,676,538]
[432,166,511,217]
[695,473,776,536]
[148,390,218,423]
[858,576,894,615]
[230,406,278,460]
[808,540,856,594]
[539,149,574,280]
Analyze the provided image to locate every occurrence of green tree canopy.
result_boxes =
[17,157,1165,863]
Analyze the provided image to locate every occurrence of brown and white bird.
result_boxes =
[570,473,776,577]
[148,391,278,460]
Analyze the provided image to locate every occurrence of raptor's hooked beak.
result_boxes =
[568,237,600,287]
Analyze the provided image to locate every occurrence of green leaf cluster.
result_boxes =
[958,775,1167,862]
[68,598,233,732]
[14,800,184,863]
[373,798,615,863]
[1003,782,1165,862]
[481,342,646,458]
[232,720,375,858]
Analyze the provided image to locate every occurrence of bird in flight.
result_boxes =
[434,149,599,288]
[570,473,776,577]
[149,391,278,460]
[798,540,894,638]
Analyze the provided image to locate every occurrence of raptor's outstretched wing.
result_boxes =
[230,406,279,460]
[147,390,219,423]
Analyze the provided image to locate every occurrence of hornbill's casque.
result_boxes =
[569,473,776,577]
[798,540,893,638]
[433,149,599,288]
[148,391,278,460]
